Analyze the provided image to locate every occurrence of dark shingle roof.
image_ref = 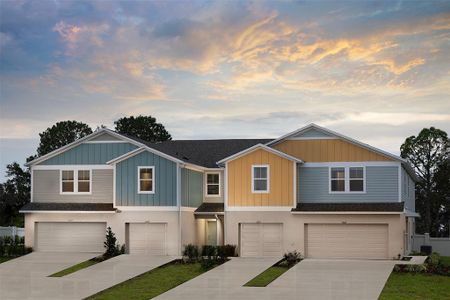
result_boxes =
[194,202,224,214]
[20,202,115,212]
[292,202,404,212]
[145,139,273,168]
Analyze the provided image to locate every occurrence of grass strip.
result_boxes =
[0,256,14,264]
[86,260,218,300]
[379,272,450,300]
[49,259,99,277]
[244,265,289,287]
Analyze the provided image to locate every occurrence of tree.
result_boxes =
[37,121,92,156]
[0,163,30,226]
[114,115,171,143]
[401,127,450,236]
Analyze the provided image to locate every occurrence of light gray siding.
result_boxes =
[298,166,399,203]
[40,143,137,165]
[181,168,203,207]
[293,128,334,138]
[33,169,113,203]
[115,151,177,206]
[401,167,416,212]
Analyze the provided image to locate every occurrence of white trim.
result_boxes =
[302,161,401,168]
[251,164,270,193]
[205,172,221,197]
[184,164,206,172]
[398,166,402,202]
[287,137,338,140]
[181,207,196,212]
[291,211,402,215]
[293,162,297,208]
[217,143,303,165]
[328,166,366,194]
[33,164,113,170]
[60,169,92,195]
[115,206,178,211]
[194,212,225,215]
[30,167,34,203]
[113,164,117,208]
[106,148,146,165]
[83,140,128,144]
[226,206,292,211]
[224,162,228,212]
[19,210,116,214]
[137,166,155,194]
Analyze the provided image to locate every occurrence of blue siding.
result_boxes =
[116,151,177,206]
[40,143,137,165]
[402,167,416,211]
[181,168,203,207]
[298,166,399,203]
[293,128,333,138]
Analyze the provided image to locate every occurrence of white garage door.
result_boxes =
[306,224,388,259]
[240,223,283,257]
[129,223,167,255]
[36,222,106,252]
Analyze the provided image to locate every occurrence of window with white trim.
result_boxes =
[252,165,269,193]
[206,173,220,196]
[138,166,154,193]
[330,166,365,193]
[61,169,91,194]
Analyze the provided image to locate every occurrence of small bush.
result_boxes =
[219,244,237,258]
[183,244,199,263]
[103,227,123,258]
[281,251,303,267]
[202,245,217,259]
[0,235,27,257]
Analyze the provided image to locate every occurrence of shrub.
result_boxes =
[220,244,237,258]
[103,227,122,258]
[183,244,199,263]
[200,257,216,270]
[281,251,303,267]
[202,245,217,259]
[0,237,4,256]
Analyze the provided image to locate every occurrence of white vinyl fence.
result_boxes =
[0,226,24,238]
[412,233,450,256]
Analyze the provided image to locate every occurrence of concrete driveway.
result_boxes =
[0,252,177,300]
[155,258,395,300]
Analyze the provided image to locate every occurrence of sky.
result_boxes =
[0,0,450,182]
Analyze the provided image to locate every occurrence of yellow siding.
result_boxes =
[227,149,294,207]
[273,139,392,162]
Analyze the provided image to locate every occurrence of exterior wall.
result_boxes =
[89,132,122,142]
[225,211,406,259]
[204,170,224,203]
[24,211,180,255]
[401,167,415,212]
[39,143,137,165]
[292,128,334,138]
[298,166,399,203]
[33,169,113,203]
[227,149,294,207]
[181,210,197,247]
[115,151,177,206]
[181,168,203,207]
[273,139,392,162]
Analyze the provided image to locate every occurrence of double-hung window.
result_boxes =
[252,165,269,193]
[61,169,91,194]
[206,173,220,196]
[138,166,155,194]
[330,166,365,193]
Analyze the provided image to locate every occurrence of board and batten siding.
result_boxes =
[115,151,177,206]
[181,168,203,207]
[33,169,113,203]
[273,139,392,162]
[39,143,137,165]
[298,166,399,203]
[227,148,294,207]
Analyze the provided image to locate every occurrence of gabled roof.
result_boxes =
[266,123,418,181]
[217,143,303,165]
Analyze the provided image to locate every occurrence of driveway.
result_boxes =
[0,253,177,300]
[155,258,395,300]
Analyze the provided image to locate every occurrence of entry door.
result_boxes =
[240,223,283,257]
[129,223,167,255]
[206,221,217,245]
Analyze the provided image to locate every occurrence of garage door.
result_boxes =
[305,224,388,259]
[36,222,106,252]
[240,223,282,257]
[129,223,167,255]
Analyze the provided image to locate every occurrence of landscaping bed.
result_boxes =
[0,235,31,263]
[49,256,105,277]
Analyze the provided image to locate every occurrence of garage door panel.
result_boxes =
[36,222,106,252]
[241,223,282,257]
[129,223,166,255]
[306,224,388,259]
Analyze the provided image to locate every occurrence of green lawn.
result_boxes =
[379,272,450,300]
[49,259,99,277]
[0,256,14,264]
[87,261,215,300]
[439,256,450,267]
[244,266,289,287]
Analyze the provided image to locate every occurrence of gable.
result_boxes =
[89,132,123,142]
[291,127,335,139]
[273,139,392,162]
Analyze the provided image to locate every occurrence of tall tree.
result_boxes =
[401,127,450,236]
[114,115,171,143]
[37,121,92,156]
[0,163,30,226]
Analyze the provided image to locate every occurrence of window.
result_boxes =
[206,173,220,196]
[60,169,91,194]
[252,165,269,193]
[330,166,365,193]
[138,167,154,193]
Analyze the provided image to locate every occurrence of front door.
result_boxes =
[206,220,217,246]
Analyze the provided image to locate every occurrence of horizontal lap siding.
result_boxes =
[298,166,399,202]
[40,143,137,165]
[181,168,204,208]
[116,151,177,206]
